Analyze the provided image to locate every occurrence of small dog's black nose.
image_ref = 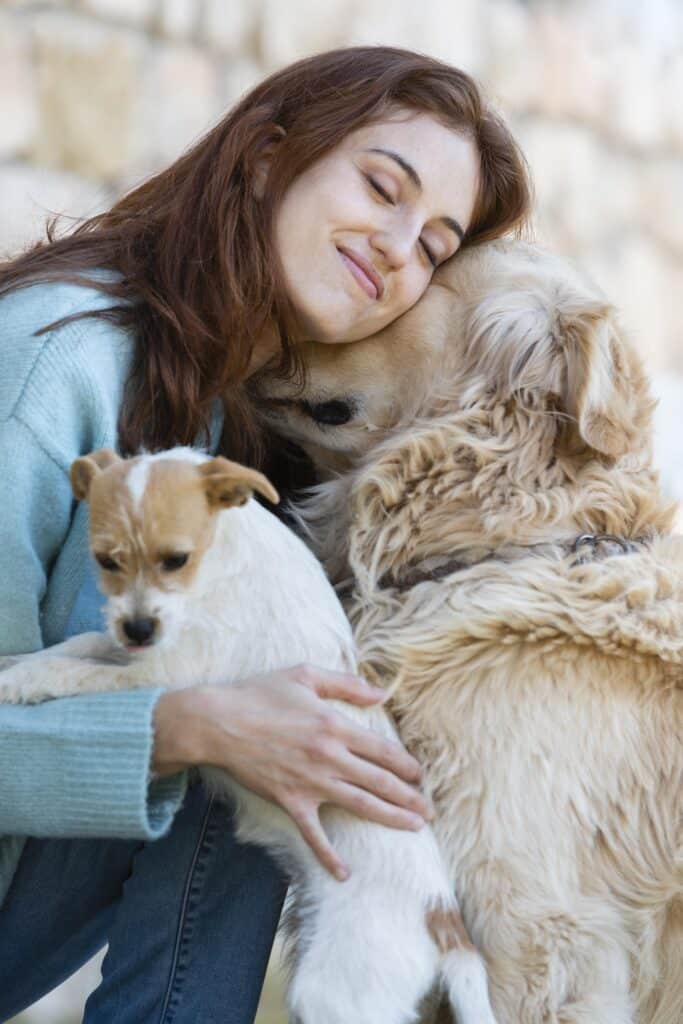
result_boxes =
[122,618,156,646]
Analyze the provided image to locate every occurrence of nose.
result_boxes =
[370,223,417,270]
[122,617,157,646]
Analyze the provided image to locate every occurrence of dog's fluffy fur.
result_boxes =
[0,449,495,1024]
[254,241,683,1023]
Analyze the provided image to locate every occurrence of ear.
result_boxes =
[560,303,650,457]
[251,125,286,200]
[70,449,121,501]
[200,457,279,509]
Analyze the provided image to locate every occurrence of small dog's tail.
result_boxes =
[441,946,497,1024]
[428,906,497,1024]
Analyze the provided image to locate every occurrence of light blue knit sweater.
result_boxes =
[0,278,222,907]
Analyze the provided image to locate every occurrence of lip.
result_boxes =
[337,246,384,300]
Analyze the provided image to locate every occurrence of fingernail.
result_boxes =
[336,864,350,882]
[410,814,425,830]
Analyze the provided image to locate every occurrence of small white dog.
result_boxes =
[0,447,496,1024]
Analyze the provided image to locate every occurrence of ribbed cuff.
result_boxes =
[0,688,187,840]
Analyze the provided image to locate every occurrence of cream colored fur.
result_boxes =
[255,241,683,1023]
[0,448,496,1024]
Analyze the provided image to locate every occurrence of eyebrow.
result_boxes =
[365,147,465,242]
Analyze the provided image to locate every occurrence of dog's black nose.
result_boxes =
[122,618,156,646]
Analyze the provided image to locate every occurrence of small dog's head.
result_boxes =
[70,449,278,651]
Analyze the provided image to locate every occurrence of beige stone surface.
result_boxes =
[200,0,261,56]
[157,0,198,40]
[0,1,679,507]
[0,14,38,159]
[128,39,220,177]
[77,0,156,26]
[31,12,143,179]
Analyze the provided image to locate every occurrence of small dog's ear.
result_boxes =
[560,303,651,457]
[70,449,121,501]
[200,458,280,509]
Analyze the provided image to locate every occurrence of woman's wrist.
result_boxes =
[152,686,223,777]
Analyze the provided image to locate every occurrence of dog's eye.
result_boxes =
[161,553,190,572]
[95,554,120,572]
[300,399,355,426]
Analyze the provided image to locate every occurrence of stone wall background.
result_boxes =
[2,1,682,1018]
[1,0,682,507]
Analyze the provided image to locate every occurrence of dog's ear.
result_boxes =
[200,457,279,509]
[559,302,650,458]
[70,449,121,501]
[466,280,650,459]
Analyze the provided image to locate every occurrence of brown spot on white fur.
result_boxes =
[426,906,476,956]
[71,450,279,648]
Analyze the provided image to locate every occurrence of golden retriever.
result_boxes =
[253,241,683,1024]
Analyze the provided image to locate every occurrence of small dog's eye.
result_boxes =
[300,399,355,426]
[162,553,190,572]
[95,554,120,572]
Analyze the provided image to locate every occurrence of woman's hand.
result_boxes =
[152,664,433,880]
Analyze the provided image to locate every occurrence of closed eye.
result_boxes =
[420,239,438,269]
[366,176,438,268]
[366,175,395,205]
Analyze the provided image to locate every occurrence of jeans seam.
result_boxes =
[158,794,218,1024]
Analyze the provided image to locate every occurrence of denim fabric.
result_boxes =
[0,782,287,1023]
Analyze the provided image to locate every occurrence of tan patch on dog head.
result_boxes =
[426,906,476,955]
[80,454,278,596]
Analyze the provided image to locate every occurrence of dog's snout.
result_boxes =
[122,617,157,646]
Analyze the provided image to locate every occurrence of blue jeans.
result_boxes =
[0,782,287,1023]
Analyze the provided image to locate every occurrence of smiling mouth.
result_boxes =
[337,246,384,300]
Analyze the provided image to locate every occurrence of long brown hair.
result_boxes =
[0,46,532,461]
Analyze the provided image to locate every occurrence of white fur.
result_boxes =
[125,459,151,512]
[0,450,496,1024]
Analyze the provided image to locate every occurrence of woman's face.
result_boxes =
[274,110,480,344]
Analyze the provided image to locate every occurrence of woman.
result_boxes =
[0,47,530,1023]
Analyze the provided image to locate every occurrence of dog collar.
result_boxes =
[376,534,644,594]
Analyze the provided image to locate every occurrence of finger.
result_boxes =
[295,665,385,705]
[340,723,423,785]
[334,752,434,820]
[290,806,349,882]
[326,782,428,832]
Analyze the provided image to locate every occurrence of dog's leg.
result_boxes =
[0,635,157,704]
[286,868,440,1024]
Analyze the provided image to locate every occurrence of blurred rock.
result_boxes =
[77,0,155,26]
[128,40,220,178]
[31,12,143,179]
[0,14,38,160]
[200,0,261,56]
[157,0,198,41]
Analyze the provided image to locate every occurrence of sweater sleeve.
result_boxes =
[0,413,186,840]
[0,689,185,839]
[0,416,73,656]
